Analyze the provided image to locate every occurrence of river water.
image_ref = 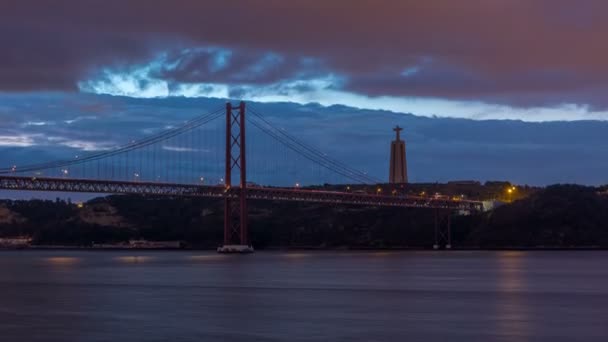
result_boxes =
[0,250,607,341]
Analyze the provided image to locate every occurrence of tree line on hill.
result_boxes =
[0,184,607,248]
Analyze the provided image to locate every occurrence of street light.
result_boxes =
[507,186,516,202]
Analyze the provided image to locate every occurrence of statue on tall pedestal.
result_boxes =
[389,126,408,184]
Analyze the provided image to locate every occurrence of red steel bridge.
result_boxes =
[0,102,482,251]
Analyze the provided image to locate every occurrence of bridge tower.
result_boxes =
[218,101,253,253]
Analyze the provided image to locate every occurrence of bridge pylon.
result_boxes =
[433,208,452,249]
[218,101,253,253]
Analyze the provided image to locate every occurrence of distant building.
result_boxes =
[482,200,506,212]
[448,180,481,186]
[0,237,31,248]
[128,240,183,249]
[389,126,408,183]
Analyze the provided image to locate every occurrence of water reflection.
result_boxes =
[282,252,311,259]
[186,254,225,261]
[1,251,605,341]
[495,251,531,341]
[498,251,527,292]
[368,251,393,258]
[113,256,154,264]
[44,256,81,267]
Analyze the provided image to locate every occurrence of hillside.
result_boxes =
[467,185,608,247]
[0,184,607,249]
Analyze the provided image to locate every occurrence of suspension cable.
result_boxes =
[248,105,380,184]
[1,106,225,174]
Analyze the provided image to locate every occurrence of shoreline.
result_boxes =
[2,245,608,251]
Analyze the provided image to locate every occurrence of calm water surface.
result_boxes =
[1,250,607,341]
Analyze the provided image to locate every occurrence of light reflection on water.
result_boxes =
[282,252,311,259]
[113,255,155,264]
[186,254,225,261]
[496,251,531,341]
[497,251,527,292]
[44,256,81,267]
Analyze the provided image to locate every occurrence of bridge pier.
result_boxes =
[218,101,253,254]
[433,208,452,250]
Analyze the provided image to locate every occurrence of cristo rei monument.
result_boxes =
[389,126,408,184]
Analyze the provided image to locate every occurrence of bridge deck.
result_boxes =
[0,176,483,211]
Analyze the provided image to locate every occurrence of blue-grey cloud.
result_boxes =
[155,48,328,85]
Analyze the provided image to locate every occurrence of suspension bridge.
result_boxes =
[0,102,482,252]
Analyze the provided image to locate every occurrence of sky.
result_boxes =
[0,1,608,187]
[1,93,608,188]
[2,0,608,120]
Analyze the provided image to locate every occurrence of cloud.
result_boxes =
[0,134,37,147]
[78,63,230,99]
[77,48,329,99]
[161,145,208,152]
[155,47,327,85]
[23,121,54,127]
[3,0,608,112]
[46,136,114,151]
[76,57,608,122]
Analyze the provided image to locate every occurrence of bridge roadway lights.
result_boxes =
[217,245,254,254]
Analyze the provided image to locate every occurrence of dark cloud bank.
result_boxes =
[3,1,608,109]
